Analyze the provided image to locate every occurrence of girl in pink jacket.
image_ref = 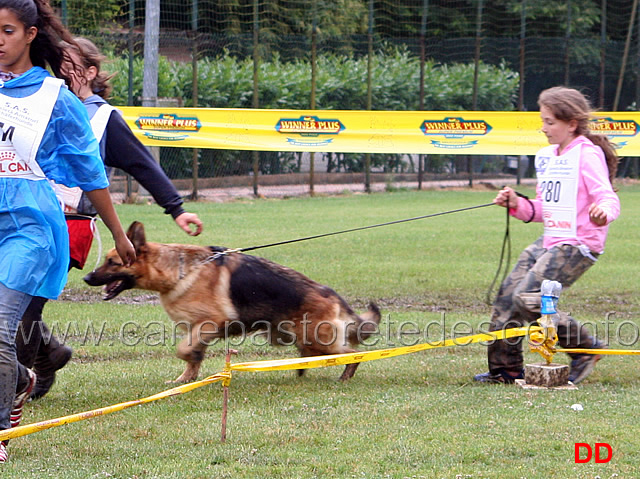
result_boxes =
[475,86,620,385]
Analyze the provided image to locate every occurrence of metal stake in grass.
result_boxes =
[221,343,237,443]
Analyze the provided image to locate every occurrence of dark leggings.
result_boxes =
[14,297,46,392]
[14,259,77,391]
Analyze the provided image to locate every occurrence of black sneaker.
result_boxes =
[568,341,605,384]
[31,344,72,400]
[474,369,524,384]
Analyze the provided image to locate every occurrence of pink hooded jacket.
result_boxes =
[511,135,620,254]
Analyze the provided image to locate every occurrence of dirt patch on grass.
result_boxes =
[61,286,638,316]
[60,288,160,305]
[61,287,491,313]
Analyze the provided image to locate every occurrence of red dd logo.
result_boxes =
[574,443,613,463]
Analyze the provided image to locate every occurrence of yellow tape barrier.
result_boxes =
[559,348,640,355]
[0,372,229,442]
[230,326,539,372]
[1,326,633,442]
[118,107,640,156]
[0,327,535,441]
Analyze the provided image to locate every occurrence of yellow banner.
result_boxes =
[119,107,640,155]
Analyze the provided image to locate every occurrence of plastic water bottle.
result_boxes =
[540,280,562,315]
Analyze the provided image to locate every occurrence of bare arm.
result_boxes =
[84,188,136,265]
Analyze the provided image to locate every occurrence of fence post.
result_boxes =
[636,0,640,109]
[190,0,199,201]
[142,0,159,108]
[564,0,571,85]
[599,0,607,109]
[140,0,161,203]
[126,0,135,200]
[470,0,484,188]
[61,0,68,26]
[518,0,526,112]
[252,0,260,197]
[309,0,318,197]
[614,0,638,111]
[365,0,374,194]
[418,0,429,191]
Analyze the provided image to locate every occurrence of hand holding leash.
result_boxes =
[494,186,518,209]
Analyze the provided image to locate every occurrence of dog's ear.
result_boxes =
[127,221,146,252]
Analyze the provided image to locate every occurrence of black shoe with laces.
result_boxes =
[474,369,524,384]
[31,344,72,400]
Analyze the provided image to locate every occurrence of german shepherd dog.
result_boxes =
[84,222,382,382]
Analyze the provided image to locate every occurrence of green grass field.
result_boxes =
[5,184,640,478]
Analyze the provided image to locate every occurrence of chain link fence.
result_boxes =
[55,0,640,200]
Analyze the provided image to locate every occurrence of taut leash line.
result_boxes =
[209,202,496,260]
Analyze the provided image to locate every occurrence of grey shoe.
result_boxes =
[568,340,605,384]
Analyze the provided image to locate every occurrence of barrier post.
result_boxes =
[221,346,237,443]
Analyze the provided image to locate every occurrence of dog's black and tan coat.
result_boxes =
[84,222,381,382]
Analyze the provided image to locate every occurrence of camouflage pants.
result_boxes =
[488,236,600,374]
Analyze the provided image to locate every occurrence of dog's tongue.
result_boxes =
[102,280,123,300]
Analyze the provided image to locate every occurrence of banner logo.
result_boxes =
[420,117,492,149]
[135,113,201,142]
[590,118,638,137]
[590,117,639,149]
[275,115,344,147]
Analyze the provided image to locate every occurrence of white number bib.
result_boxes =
[534,144,580,238]
[0,77,62,180]
[54,103,118,213]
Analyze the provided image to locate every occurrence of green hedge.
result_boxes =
[105,50,518,177]
[108,49,519,111]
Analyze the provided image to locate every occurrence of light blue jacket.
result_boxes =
[0,67,108,299]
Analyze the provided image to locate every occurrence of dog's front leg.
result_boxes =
[339,363,359,381]
[173,332,206,383]
[172,320,224,383]
[173,336,202,382]
[172,361,202,383]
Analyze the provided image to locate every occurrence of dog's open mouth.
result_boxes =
[84,273,136,301]
[103,280,127,300]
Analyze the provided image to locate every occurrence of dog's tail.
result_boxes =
[349,302,382,344]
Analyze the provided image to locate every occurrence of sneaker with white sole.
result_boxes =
[11,369,36,429]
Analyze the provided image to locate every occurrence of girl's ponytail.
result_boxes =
[587,133,619,185]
